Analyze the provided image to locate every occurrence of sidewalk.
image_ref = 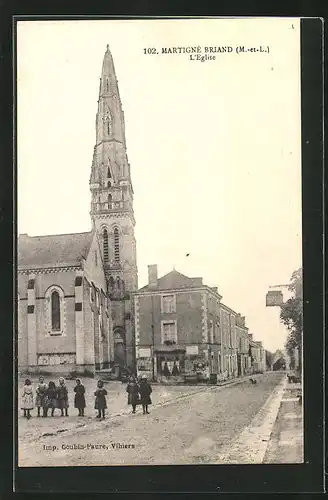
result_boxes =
[263,381,303,463]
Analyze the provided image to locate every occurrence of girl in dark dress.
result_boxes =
[94,380,107,420]
[139,376,152,415]
[43,381,57,417]
[73,378,86,416]
[57,377,69,416]
[126,376,140,414]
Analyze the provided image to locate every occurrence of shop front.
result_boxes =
[156,347,186,383]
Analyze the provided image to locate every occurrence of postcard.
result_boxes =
[16,17,303,468]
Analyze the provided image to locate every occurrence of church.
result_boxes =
[18,46,138,375]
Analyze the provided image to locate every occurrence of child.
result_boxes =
[139,375,152,415]
[21,379,34,419]
[43,381,57,417]
[94,380,107,420]
[74,378,86,416]
[126,376,140,414]
[57,377,69,416]
[35,376,47,417]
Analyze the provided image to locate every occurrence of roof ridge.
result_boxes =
[19,231,92,238]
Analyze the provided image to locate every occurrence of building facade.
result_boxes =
[134,265,264,383]
[18,46,138,375]
[134,266,223,382]
[235,315,252,376]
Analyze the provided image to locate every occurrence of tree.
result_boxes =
[279,268,302,372]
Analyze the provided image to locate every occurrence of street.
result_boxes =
[18,372,286,466]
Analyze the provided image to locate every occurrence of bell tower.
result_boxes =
[90,45,138,369]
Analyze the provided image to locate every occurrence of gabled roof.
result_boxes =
[18,231,93,268]
[138,269,203,292]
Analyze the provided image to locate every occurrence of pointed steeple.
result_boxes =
[90,46,135,228]
[95,45,126,146]
[99,44,121,101]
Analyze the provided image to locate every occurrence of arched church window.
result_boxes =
[109,276,115,292]
[108,194,112,207]
[116,277,120,289]
[103,229,109,263]
[114,227,120,262]
[107,166,111,178]
[107,181,111,188]
[51,291,61,331]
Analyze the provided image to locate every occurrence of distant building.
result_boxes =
[249,337,266,373]
[236,315,252,376]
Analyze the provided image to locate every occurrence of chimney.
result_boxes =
[148,264,158,289]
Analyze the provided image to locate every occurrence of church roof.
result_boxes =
[138,269,204,292]
[18,231,93,268]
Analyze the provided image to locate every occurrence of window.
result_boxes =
[109,276,115,291]
[103,229,108,263]
[107,181,111,188]
[209,320,214,344]
[161,294,176,313]
[95,251,98,266]
[45,286,66,336]
[107,166,111,178]
[106,79,109,92]
[51,291,61,331]
[161,321,177,344]
[107,121,110,135]
[116,277,120,289]
[114,227,120,262]
[108,194,112,207]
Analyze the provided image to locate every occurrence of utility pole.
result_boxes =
[151,294,155,382]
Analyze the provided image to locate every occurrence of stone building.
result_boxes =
[133,265,261,383]
[249,336,266,374]
[134,265,222,382]
[220,304,238,379]
[235,315,252,376]
[18,46,138,375]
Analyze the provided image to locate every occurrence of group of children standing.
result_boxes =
[21,376,71,418]
[21,377,107,419]
[21,375,152,420]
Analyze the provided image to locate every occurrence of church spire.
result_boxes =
[90,45,135,234]
[95,45,126,146]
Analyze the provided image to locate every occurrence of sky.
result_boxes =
[17,18,302,353]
